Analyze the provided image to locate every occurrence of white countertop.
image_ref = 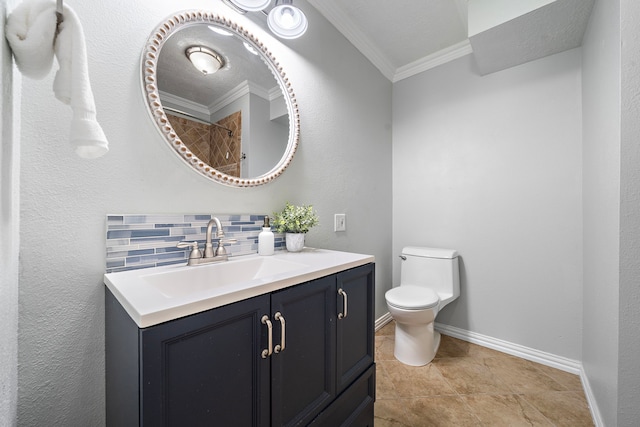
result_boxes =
[104,248,374,328]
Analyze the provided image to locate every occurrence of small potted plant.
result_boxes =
[273,202,320,252]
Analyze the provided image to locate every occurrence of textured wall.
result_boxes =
[392,50,583,360]
[618,0,640,423]
[16,0,392,425]
[581,0,621,425]
[1,0,19,425]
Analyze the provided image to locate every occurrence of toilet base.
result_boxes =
[394,322,441,366]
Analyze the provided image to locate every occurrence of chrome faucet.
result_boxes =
[177,217,237,266]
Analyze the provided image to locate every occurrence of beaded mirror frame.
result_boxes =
[141,10,300,187]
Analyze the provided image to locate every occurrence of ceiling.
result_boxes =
[306,0,594,82]
[155,0,594,110]
[307,0,470,82]
[157,23,280,108]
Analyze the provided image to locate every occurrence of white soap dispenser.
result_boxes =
[258,216,274,256]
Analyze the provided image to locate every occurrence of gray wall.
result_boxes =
[582,0,621,425]
[392,49,583,360]
[9,0,639,424]
[1,0,19,425]
[618,0,640,424]
[15,0,391,424]
[581,1,640,424]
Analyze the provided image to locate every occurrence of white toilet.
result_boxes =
[385,246,460,366]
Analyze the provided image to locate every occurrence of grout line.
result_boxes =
[517,393,564,426]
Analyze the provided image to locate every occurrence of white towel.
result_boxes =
[6,0,109,159]
[4,0,56,78]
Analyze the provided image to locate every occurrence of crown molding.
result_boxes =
[161,80,275,119]
[269,86,283,102]
[393,40,474,82]
[159,91,210,116]
[308,0,396,81]
[308,1,474,83]
[208,80,272,112]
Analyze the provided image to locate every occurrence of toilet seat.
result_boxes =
[386,285,439,310]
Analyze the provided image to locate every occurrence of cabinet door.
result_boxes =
[308,364,376,427]
[140,294,271,427]
[270,275,337,427]
[336,264,375,394]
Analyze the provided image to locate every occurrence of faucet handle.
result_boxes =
[177,241,203,260]
[215,238,237,256]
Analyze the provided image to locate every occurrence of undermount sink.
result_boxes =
[142,256,308,298]
[104,248,374,327]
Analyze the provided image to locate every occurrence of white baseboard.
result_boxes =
[434,322,581,374]
[375,312,393,331]
[578,365,605,427]
[374,313,603,426]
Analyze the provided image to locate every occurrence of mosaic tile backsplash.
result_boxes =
[106,214,284,273]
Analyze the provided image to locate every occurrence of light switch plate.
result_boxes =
[334,214,346,232]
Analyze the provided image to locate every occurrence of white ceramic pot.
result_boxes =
[285,233,305,252]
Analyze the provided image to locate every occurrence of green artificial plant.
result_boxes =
[273,202,319,233]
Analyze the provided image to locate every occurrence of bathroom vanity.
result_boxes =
[105,249,375,426]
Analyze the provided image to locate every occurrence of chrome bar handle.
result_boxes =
[274,312,286,353]
[261,315,273,359]
[338,288,348,319]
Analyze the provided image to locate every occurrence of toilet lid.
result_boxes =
[386,285,439,310]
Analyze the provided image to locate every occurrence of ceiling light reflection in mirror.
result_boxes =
[185,46,225,75]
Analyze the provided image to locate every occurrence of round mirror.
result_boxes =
[141,11,300,187]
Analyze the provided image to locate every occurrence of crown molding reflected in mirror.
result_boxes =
[141,10,300,187]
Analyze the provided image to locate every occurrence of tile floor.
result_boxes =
[374,322,594,426]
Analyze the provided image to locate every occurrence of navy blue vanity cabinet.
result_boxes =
[335,265,375,395]
[270,275,337,426]
[139,294,272,426]
[106,290,271,427]
[308,264,376,426]
[105,262,375,427]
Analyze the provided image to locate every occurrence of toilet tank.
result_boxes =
[400,246,460,304]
